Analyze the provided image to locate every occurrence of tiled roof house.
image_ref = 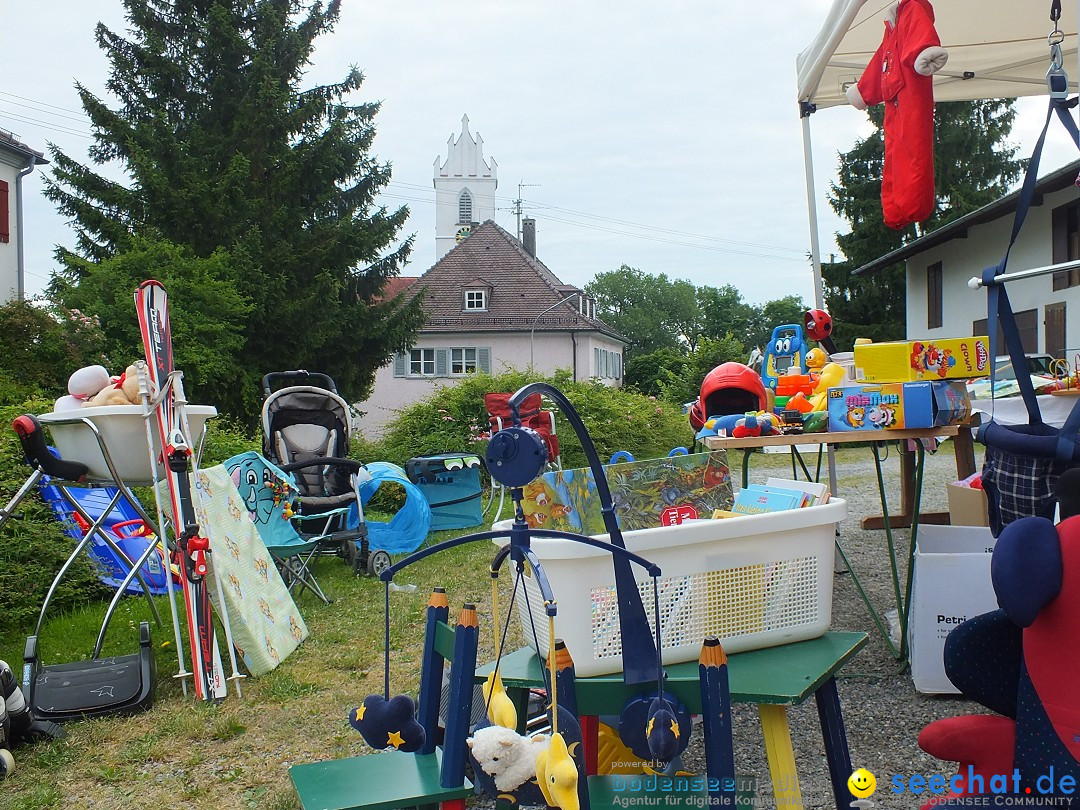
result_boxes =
[357,219,627,438]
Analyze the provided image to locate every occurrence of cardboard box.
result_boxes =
[909,525,998,694]
[854,337,990,382]
[826,380,971,432]
[947,482,990,527]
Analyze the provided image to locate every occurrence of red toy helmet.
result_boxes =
[804,309,834,343]
[689,362,768,431]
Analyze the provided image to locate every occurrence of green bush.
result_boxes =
[368,370,693,471]
[0,299,112,399]
[0,397,110,631]
[199,416,261,466]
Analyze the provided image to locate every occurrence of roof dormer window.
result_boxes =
[458,189,473,225]
[464,289,487,311]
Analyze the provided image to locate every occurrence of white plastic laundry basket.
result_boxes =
[494,498,844,677]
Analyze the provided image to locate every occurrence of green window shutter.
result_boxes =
[435,349,448,376]
[478,347,491,373]
[393,353,407,377]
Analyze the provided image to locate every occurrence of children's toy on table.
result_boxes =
[760,324,808,392]
[803,309,838,356]
[689,362,775,440]
[852,336,990,383]
[823,336,985,433]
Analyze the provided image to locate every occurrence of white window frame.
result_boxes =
[464,289,487,311]
[410,348,436,376]
[450,347,478,375]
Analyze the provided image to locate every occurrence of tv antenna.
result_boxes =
[514,180,540,240]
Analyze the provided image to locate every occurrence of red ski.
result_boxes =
[135,280,226,702]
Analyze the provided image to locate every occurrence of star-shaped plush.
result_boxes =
[645,697,681,763]
[618,691,692,764]
[349,694,425,752]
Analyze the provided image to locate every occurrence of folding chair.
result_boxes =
[482,392,561,522]
[223,451,331,605]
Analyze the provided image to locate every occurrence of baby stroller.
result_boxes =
[261,370,390,576]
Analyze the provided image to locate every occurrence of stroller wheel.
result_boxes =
[366,550,392,576]
[344,540,358,569]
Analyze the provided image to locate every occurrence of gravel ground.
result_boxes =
[673,440,984,810]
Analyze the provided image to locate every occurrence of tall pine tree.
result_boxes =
[822,99,1023,347]
[45,0,424,420]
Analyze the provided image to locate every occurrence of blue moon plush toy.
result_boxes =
[349,694,426,752]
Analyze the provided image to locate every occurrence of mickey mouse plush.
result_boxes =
[845,0,948,230]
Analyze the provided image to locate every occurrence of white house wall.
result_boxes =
[0,158,19,302]
[904,184,1080,352]
[356,330,624,439]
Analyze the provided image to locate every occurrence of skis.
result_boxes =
[135,280,227,702]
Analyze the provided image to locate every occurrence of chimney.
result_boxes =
[522,217,536,257]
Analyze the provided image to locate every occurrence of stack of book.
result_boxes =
[717,477,830,517]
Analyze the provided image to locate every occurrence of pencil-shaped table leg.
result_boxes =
[554,639,591,810]
[699,637,735,808]
[758,704,803,810]
[814,677,852,810]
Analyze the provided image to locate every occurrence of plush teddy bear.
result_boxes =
[845,0,948,229]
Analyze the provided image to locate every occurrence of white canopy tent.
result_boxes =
[795,0,1080,308]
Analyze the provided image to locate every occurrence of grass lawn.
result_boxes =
[0,517,516,810]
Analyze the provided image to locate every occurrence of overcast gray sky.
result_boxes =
[2,1,1075,307]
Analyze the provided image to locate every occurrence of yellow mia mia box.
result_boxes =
[854,336,990,382]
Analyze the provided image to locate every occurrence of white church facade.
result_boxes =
[433,115,498,261]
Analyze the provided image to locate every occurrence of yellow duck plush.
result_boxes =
[807,362,847,412]
[535,732,579,810]
[482,671,518,730]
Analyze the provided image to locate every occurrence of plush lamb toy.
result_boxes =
[845,0,948,230]
[467,724,549,792]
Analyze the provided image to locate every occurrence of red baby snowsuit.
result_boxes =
[846,0,948,230]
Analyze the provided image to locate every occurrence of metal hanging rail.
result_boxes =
[968,258,1080,289]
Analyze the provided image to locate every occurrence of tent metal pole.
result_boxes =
[967,258,1080,289]
[800,110,826,311]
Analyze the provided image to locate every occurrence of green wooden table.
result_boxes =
[477,631,867,810]
[289,748,473,810]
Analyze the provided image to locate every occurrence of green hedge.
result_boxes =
[362,370,694,471]
[0,397,110,630]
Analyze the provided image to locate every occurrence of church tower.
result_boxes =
[433,115,498,259]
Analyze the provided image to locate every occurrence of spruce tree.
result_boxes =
[45,0,424,420]
[822,99,1023,347]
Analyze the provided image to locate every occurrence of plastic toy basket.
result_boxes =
[494,498,844,677]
